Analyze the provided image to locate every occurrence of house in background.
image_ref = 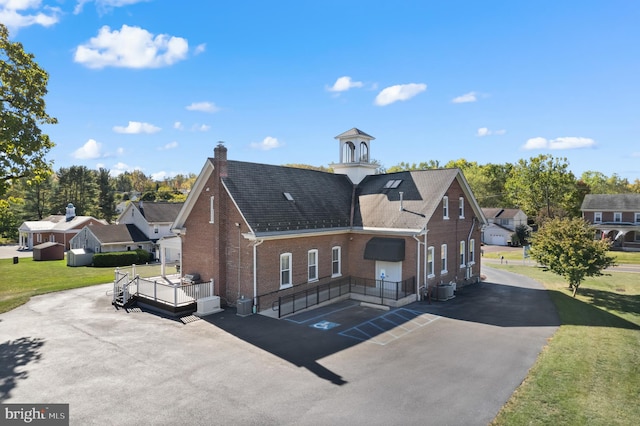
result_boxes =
[172,128,487,316]
[581,194,640,251]
[17,204,107,250]
[69,201,183,265]
[481,208,529,246]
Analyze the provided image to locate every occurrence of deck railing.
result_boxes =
[114,270,214,308]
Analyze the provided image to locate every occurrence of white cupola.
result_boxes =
[332,128,378,184]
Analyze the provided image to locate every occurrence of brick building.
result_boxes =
[172,128,487,314]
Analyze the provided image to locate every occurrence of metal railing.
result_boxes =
[260,275,416,318]
[114,270,214,308]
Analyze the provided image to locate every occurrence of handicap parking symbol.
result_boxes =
[311,320,340,331]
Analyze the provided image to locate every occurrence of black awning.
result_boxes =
[363,237,405,262]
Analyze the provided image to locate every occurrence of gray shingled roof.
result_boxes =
[481,208,522,219]
[222,161,355,234]
[581,194,640,211]
[354,169,459,229]
[334,128,375,139]
[139,202,184,223]
[90,224,149,244]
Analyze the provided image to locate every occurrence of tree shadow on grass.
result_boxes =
[548,289,640,330]
[0,337,45,402]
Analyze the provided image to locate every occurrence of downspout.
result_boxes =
[467,218,476,280]
[412,233,421,300]
[252,238,264,313]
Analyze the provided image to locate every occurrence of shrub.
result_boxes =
[93,250,151,267]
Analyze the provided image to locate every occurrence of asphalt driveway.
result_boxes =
[0,266,559,425]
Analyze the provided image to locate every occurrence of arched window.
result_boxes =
[343,141,356,162]
[360,142,369,162]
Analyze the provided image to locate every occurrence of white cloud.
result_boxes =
[192,124,210,132]
[452,92,477,103]
[173,121,183,130]
[73,25,189,69]
[327,76,364,93]
[250,136,283,151]
[74,0,149,14]
[194,43,206,55]
[72,139,103,159]
[109,162,143,176]
[632,152,640,158]
[374,83,427,106]
[159,141,178,150]
[477,127,506,137]
[523,136,596,150]
[0,0,61,31]
[186,101,220,113]
[113,121,161,134]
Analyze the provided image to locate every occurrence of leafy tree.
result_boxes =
[630,179,640,194]
[580,171,631,194]
[0,24,57,197]
[53,166,98,216]
[386,160,441,173]
[512,224,531,246]
[529,217,616,297]
[97,168,116,222]
[505,155,578,220]
[0,196,22,239]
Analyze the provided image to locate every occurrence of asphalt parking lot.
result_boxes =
[0,266,559,425]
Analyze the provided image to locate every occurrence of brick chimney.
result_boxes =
[214,142,228,177]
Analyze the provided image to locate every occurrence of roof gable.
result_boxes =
[138,202,184,223]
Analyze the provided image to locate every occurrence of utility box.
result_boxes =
[195,296,223,317]
[237,297,252,317]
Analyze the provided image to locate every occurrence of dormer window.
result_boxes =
[284,192,294,201]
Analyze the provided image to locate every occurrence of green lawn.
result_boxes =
[0,258,163,313]
[490,264,640,425]
[483,247,640,265]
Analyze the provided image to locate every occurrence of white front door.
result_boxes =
[375,261,403,295]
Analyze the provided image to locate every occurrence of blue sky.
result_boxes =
[4,1,640,181]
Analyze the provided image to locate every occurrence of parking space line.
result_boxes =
[339,308,440,345]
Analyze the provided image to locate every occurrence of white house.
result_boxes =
[481,208,528,246]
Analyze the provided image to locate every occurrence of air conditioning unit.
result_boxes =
[237,297,252,317]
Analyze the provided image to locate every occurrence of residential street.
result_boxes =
[1,266,559,425]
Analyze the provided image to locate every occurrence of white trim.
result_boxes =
[308,249,318,282]
[280,252,292,289]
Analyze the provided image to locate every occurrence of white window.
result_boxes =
[635,213,640,224]
[459,197,465,218]
[614,212,622,223]
[360,142,369,162]
[37,233,42,243]
[469,239,475,264]
[594,212,602,223]
[441,244,448,273]
[427,246,435,277]
[280,253,292,289]
[209,196,215,224]
[460,240,466,268]
[332,246,341,277]
[443,196,449,219]
[154,225,159,234]
[308,249,318,282]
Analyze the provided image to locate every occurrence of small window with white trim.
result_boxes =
[441,244,448,273]
[469,239,475,264]
[427,246,435,277]
[280,253,292,289]
[443,196,449,219]
[614,212,622,223]
[594,212,602,223]
[332,246,342,277]
[460,240,466,268]
[209,196,215,223]
[308,249,318,282]
[459,197,465,218]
